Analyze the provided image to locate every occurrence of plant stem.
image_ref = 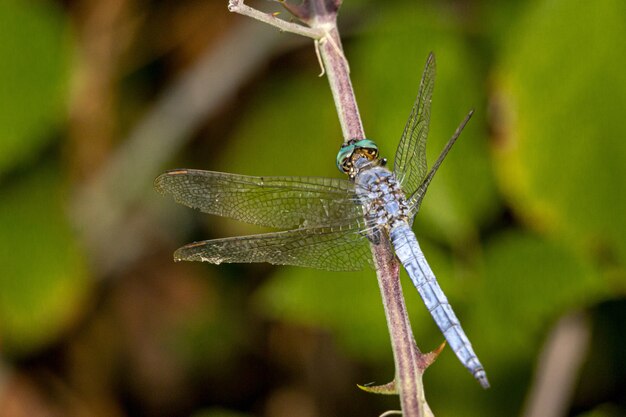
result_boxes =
[228,0,323,39]
[371,236,432,417]
[316,26,365,140]
[229,1,431,415]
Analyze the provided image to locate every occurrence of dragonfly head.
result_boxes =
[336,139,379,178]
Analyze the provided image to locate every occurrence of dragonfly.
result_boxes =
[155,52,489,388]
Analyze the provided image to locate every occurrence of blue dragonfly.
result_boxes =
[155,53,488,388]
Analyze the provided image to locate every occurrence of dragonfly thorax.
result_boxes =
[354,166,410,230]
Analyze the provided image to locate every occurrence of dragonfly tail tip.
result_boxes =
[471,366,490,389]
[476,372,490,389]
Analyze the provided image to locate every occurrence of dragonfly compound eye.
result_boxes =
[336,139,379,174]
[336,143,356,173]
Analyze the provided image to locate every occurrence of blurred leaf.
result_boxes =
[217,72,340,178]
[426,231,609,416]
[351,3,499,245]
[169,299,246,377]
[494,0,626,266]
[0,165,90,355]
[476,231,606,367]
[480,0,530,51]
[253,266,390,361]
[0,0,71,176]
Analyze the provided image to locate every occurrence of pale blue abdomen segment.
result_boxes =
[390,223,489,388]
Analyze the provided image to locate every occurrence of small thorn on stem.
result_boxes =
[418,340,446,369]
[357,379,397,395]
[379,410,403,417]
[314,40,326,77]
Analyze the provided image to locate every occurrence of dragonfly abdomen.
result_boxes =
[389,223,489,388]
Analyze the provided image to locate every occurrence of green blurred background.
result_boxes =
[1,0,625,416]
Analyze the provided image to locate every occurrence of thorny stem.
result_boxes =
[372,236,432,417]
[229,1,431,416]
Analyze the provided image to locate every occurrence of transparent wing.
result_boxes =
[155,169,362,229]
[174,222,373,271]
[393,52,436,198]
[407,110,474,218]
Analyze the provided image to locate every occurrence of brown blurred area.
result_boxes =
[67,0,229,180]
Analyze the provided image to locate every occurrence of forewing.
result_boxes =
[155,169,361,229]
[393,52,436,197]
[174,222,373,271]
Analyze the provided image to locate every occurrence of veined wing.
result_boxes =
[406,110,474,217]
[155,169,361,229]
[174,222,372,271]
[393,52,435,198]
